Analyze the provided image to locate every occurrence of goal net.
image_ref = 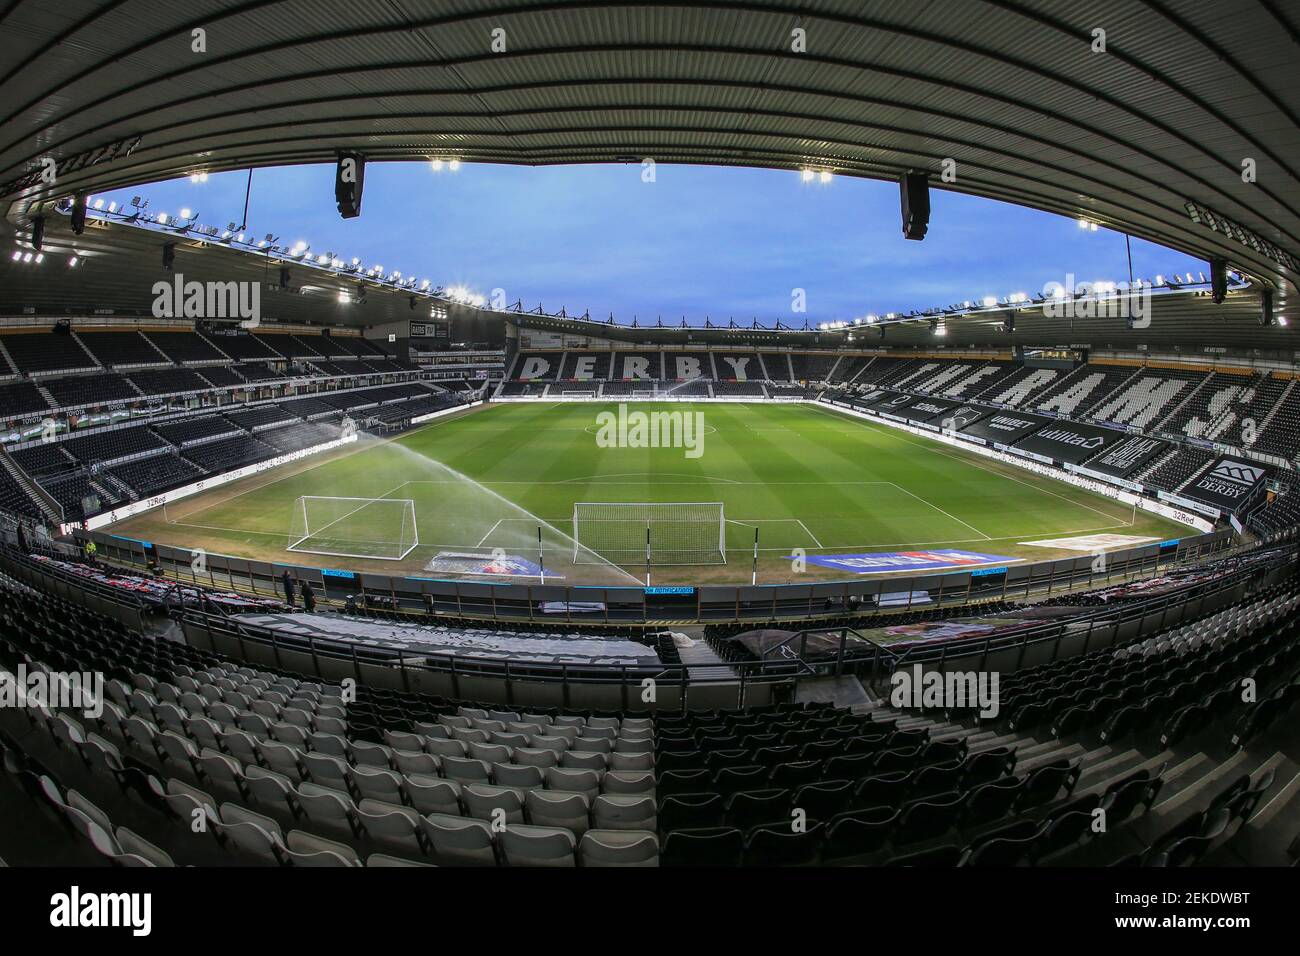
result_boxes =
[572,501,725,566]
[287,496,418,561]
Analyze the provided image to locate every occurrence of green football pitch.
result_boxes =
[110,401,1192,585]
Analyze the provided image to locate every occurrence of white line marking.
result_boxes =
[809,403,1132,524]
[476,519,505,547]
[887,481,991,540]
[794,518,824,548]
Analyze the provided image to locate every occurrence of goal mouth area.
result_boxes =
[287,495,419,562]
[572,501,727,566]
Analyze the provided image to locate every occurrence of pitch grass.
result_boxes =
[110,401,1191,585]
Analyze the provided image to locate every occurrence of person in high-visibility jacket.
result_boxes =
[83,539,97,567]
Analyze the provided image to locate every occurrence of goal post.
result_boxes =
[287,496,418,561]
[572,501,725,566]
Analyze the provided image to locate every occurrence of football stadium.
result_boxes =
[0,0,1297,925]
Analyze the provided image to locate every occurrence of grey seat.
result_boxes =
[593,794,657,831]
[403,774,462,816]
[545,766,601,798]
[512,748,561,769]
[462,784,525,825]
[349,765,404,805]
[420,813,497,866]
[301,752,350,792]
[197,748,246,800]
[579,829,659,867]
[294,782,358,837]
[242,765,298,815]
[603,771,656,796]
[491,763,545,791]
[217,729,260,765]
[115,827,176,867]
[441,755,491,784]
[257,740,304,780]
[348,740,393,768]
[525,789,591,835]
[392,749,440,777]
[217,805,284,863]
[609,752,654,772]
[561,750,608,771]
[285,830,361,866]
[367,853,435,867]
[500,824,577,867]
[425,737,469,759]
[356,799,425,857]
[468,742,512,764]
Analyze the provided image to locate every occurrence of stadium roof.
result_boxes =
[1,0,1297,324]
[0,204,1284,354]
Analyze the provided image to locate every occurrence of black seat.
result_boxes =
[767,760,823,790]
[960,777,1022,829]
[658,768,713,797]
[964,833,1035,866]
[854,771,912,809]
[705,748,754,771]
[658,793,725,832]
[1100,771,1163,825]
[713,765,769,795]
[1032,810,1095,862]
[962,746,1016,787]
[873,745,924,774]
[895,790,963,846]
[725,788,790,830]
[791,779,853,821]
[823,752,875,781]
[884,843,963,867]
[1015,759,1082,811]
[1163,809,1232,866]
[823,807,898,862]
[911,758,965,798]
[661,827,743,866]
[742,821,825,866]
[657,751,708,773]
[752,745,798,767]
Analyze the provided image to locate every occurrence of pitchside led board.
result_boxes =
[1011,421,1124,465]
[1180,457,1272,513]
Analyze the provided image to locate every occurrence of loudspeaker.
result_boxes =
[30,215,45,251]
[279,267,291,289]
[1259,288,1275,327]
[1210,257,1228,304]
[1003,314,1015,334]
[162,242,175,271]
[335,151,366,219]
[70,195,87,235]
[900,172,930,241]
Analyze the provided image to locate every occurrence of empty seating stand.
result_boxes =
[75,331,168,369]
[0,333,97,376]
[43,374,141,409]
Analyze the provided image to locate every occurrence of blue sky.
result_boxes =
[98,162,1202,326]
